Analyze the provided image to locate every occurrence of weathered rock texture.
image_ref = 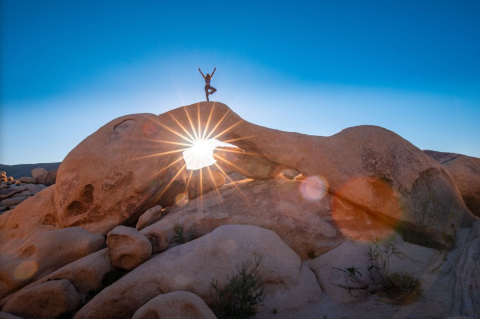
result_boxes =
[136,205,163,230]
[142,177,341,259]
[3,279,81,319]
[0,248,114,308]
[54,114,188,234]
[106,226,152,270]
[131,291,217,319]
[74,225,321,319]
[425,150,480,217]
[0,227,104,299]
[53,102,475,245]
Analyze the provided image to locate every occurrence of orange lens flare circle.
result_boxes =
[300,176,329,201]
[13,260,38,281]
[331,177,404,242]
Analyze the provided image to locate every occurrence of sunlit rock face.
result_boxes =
[52,101,475,244]
[54,114,188,234]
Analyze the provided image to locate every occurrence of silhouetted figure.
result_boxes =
[199,67,216,101]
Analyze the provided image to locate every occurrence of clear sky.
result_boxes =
[1,0,479,165]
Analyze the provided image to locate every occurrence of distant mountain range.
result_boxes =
[0,162,61,179]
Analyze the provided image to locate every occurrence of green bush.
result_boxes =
[211,257,268,319]
[173,223,197,244]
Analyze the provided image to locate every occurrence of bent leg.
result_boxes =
[209,86,217,95]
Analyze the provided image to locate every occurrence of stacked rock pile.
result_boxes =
[0,167,57,213]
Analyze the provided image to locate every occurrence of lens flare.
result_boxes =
[331,177,403,242]
[300,176,329,201]
[183,138,236,170]
[13,260,38,281]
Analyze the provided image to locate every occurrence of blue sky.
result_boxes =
[1,0,479,164]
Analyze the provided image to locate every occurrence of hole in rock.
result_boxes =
[183,138,239,170]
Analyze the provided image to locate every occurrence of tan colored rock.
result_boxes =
[18,177,36,184]
[74,225,321,319]
[0,177,6,183]
[0,248,114,307]
[106,226,152,270]
[44,169,57,185]
[0,186,58,251]
[142,227,169,254]
[425,150,480,217]
[7,177,13,182]
[142,178,340,259]
[0,227,104,299]
[31,168,47,184]
[3,279,81,319]
[187,170,226,199]
[159,102,474,244]
[54,114,188,235]
[136,205,163,230]
[53,102,474,243]
[132,291,217,319]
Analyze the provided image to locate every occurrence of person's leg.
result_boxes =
[208,86,217,95]
[205,86,209,101]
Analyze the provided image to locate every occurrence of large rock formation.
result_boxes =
[0,102,478,319]
[425,150,480,217]
[52,102,475,246]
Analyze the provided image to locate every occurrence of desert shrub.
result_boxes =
[307,249,316,259]
[173,223,197,244]
[334,236,423,305]
[380,272,422,305]
[101,269,128,286]
[211,257,268,319]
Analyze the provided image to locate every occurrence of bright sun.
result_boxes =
[183,138,237,170]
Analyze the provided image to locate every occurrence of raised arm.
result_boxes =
[211,67,216,77]
[198,68,206,78]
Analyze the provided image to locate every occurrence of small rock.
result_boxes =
[31,167,48,184]
[18,177,37,184]
[280,168,301,180]
[0,186,27,199]
[132,291,217,319]
[7,177,14,181]
[0,177,6,182]
[2,279,81,319]
[44,169,57,185]
[22,183,47,194]
[0,171,6,176]
[136,205,163,230]
[142,227,169,253]
[1,197,27,206]
[106,226,152,270]
[11,190,33,197]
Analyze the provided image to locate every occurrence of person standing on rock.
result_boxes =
[198,67,216,101]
